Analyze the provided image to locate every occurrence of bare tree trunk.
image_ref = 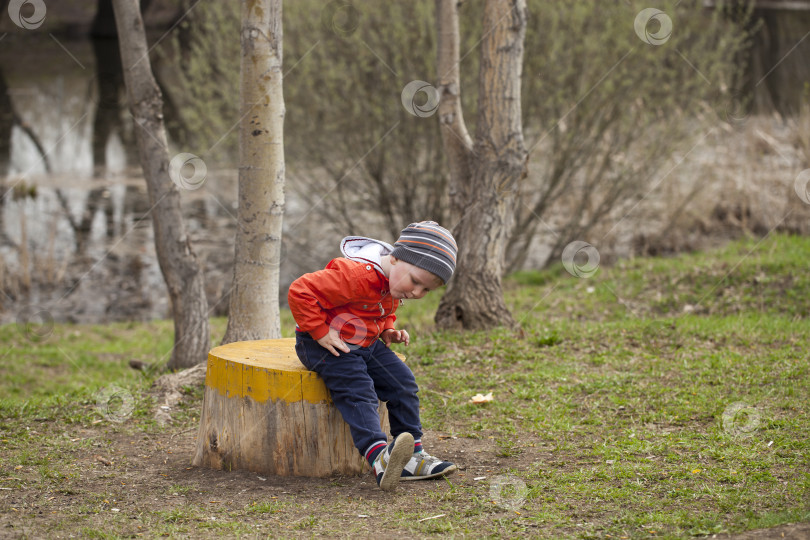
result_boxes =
[750,8,810,116]
[434,0,528,330]
[435,0,474,225]
[90,28,124,177]
[112,0,210,369]
[222,0,285,343]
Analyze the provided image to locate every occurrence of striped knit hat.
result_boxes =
[391,221,457,284]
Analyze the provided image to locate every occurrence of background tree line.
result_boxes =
[164,0,750,277]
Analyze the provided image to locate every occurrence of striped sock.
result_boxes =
[413,439,423,454]
[364,441,387,466]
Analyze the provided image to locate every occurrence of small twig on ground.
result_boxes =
[417,514,446,522]
[170,427,197,439]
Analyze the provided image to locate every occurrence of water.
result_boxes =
[0,31,252,326]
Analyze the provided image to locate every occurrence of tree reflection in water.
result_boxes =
[0,30,238,325]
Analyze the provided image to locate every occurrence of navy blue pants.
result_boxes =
[294,330,422,456]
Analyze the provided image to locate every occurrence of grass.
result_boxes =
[1,233,809,538]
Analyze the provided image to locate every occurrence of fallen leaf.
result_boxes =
[470,392,494,404]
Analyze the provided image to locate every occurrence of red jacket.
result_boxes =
[288,257,398,347]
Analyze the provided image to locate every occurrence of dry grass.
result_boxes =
[551,113,810,264]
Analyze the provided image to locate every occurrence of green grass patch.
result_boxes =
[1,233,808,538]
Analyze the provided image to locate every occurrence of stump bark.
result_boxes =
[192,338,390,477]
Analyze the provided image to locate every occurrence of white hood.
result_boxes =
[340,236,394,275]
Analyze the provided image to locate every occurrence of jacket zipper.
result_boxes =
[374,293,390,338]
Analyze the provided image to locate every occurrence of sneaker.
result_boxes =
[401,451,457,481]
[373,433,414,491]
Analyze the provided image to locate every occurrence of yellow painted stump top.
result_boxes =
[206,338,404,406]
[209,338,302,370]
[207,338,326,404]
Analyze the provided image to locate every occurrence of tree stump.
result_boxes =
[192,338,391,477]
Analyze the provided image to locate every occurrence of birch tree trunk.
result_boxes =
[434,0,528,330]
[222,0,286,343]
[112,0,209,369]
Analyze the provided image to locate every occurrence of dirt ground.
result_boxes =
[718,524,810,540]
[1,423,535,538]
[2,417,808,539]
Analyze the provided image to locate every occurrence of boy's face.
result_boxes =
[388,259,444,300]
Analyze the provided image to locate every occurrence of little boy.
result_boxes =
[288,221,458,491]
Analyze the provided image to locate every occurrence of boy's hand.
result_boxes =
[316,328,351,357]
[380,329,410,347]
